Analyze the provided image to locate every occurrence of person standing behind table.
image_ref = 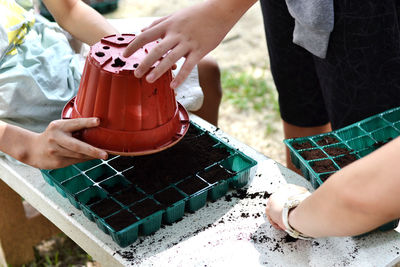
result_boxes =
[120,0,400,238]
[122,0,400,172]
[259,0,400,171]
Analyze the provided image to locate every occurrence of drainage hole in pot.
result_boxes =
[133,63,139,68]
[103,46,110,50]
[117,37,124,41]
[111,57,126,68]
[95,52,105,57]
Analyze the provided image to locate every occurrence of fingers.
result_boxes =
[51,118,100,132]
[141,16,170,32]
[265,197,285,230]
[37,142,94,169]
[266,211,281,229]
[266,213,284,230]
[57,134,108,160]
[49,144,93,160]
[270,220,282,230]
[123,26,165,58]
[145,43,188,83]
[46,118,108,160]
[170,54,199,89]
[134,36,178,79]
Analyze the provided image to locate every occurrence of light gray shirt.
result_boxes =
[285,0,334,58]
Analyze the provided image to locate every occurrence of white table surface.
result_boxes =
[1,114,400,267]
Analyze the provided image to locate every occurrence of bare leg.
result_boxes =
[194,56,222,126]
[283,120,332,173]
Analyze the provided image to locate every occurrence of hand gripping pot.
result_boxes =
[62,34,190,155]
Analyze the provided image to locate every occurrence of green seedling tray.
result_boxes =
[40,121,257,247]
[285,106,400,232]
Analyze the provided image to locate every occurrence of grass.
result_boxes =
[221,68,280,134]
[222,68,279,114]
[13,233,94,267]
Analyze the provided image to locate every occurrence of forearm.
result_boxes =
[0,121,34,163]
[289,137,400,237]
[42,0,118,45]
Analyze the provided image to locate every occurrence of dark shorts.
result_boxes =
[260,0,400,129]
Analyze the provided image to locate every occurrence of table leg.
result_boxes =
[0,179,60,266]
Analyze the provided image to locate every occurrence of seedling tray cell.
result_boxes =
[108,157,135,171]
[92,200,125,235]
[113,186,145,206]
[333,153,360,169]
[61,175,94,208]
[382,108,400,123]
[104,209,140,247]
[75,159,102,172]
[40,121,257,247]
[323,143,353,157]
[285,106,400,232]
[370,126,399,143]
[346,136,376,151]
[85,164,116,182]
[360,117,388,132]
[177,176,210,213]
[162,200,186,224]
[99,175,131,194]
[138,211,163,236]
[220,153,257,188]
[286,137,315,171]
[130,198,164,235]
[76,186,108,221]
[184,190,209,213]
[48,166,80,184]
[198,164,234,201]
[393,122,400,132]
[335,126,366,141]
[357,147,375,158]
[154,187,187,224]
[300,148,328,160]
[313,135,340,147]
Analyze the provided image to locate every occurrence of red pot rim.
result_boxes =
[62,97,190,156]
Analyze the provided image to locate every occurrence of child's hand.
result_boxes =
[27,118,108,169]
[123,1,235,89]
[265,184,309,230]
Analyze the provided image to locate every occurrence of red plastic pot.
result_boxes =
[63,34,189,155]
